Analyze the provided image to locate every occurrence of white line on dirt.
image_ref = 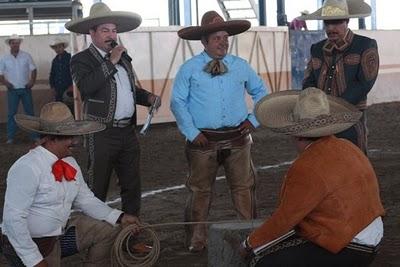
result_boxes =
[106,161,293,205]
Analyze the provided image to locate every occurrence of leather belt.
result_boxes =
[201,127,244,142]
[112,117,131,128]
[187,127,251,151]
[1,230,58,259]
[347,242,380,254]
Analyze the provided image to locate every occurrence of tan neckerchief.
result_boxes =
[323,29,354,54]
[203,58,228,76]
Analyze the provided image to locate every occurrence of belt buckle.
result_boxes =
[113,118,130,128]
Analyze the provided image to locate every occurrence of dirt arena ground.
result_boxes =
[0,102,399,266]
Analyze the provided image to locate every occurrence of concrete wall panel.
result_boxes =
[8,27,400,124]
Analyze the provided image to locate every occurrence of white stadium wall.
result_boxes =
[0,27,397,123]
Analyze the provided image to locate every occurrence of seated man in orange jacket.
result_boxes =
[240,87,384,266]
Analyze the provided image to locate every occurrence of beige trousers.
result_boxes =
[184,142,257,248]
[46,214,121,266]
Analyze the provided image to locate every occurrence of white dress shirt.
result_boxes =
[93,45,135,120]
[2,146,122,266]
[0,50,36,88]
[352,216,383,246]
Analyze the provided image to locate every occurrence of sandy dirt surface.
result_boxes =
[0,102,399,266]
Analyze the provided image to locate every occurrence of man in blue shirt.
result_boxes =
[49,38,73,103]
[170,11,268,252]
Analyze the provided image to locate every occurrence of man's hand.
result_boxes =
[148,94,161,109]
[238,119,255,135]
[34,259,48,267]
[120,214,140,235]
[109,45,126,65]
[6,82,14,90]
[238,238,253,260]
[192,133,209,147]
[26,80,35,90]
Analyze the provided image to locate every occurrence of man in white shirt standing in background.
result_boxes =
[0,34,38,144]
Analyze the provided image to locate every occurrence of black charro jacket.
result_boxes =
[303,30,379,110]
[71,44,153,127]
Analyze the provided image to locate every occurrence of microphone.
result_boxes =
[109,40,132,62]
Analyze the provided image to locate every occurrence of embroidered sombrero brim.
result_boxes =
[300,0,371,20]
[15,114,106,136]
[255,90,362,137]
[65,12,142,34]
[178,20,251,40]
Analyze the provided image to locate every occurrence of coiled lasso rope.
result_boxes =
[111,220,255,267]
[111,223,160,267]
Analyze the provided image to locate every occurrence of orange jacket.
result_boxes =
[249,136,385,253]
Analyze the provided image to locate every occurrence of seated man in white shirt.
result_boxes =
[1,102,141,267]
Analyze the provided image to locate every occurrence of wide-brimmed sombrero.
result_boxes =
[15,102,105,136]
[178,11,250,40]
[255,87,362,137]
[50,37,69,48]
[5,34,23,45]
[299,0,371,21]
[65,2,142,34]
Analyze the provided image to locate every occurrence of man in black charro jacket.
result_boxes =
[66,3,160,219]
[301,0,379,154]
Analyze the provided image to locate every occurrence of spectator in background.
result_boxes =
[0,34,38,144]
[289,10,309,30]
[49,37,73,103]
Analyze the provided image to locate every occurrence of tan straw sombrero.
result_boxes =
[299,0,371,20]
[65,2,142,34]
[255,87,362,137]
[178,10,250,40]
[15,102,105,136]
[5,34,23,45]
[50,37,69,48]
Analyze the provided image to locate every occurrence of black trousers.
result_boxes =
[254,241,376,267]
[88,126,141,215]
[336,111,367,154]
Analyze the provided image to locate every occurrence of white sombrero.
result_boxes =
[299,0,371,21]
[65,2,142,34]
[50,37,69,48]
[5,34,24,45]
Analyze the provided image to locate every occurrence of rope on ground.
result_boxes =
[111,220,258,267]
[111,223,160,267]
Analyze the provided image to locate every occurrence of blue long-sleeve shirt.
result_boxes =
[170,51,268,141]
[49,51,73,90]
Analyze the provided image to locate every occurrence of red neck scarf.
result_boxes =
[52,159,77,182]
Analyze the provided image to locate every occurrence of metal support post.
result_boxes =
[276,0,287,26]
[259,0,266,26]
[168,0,180,25]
